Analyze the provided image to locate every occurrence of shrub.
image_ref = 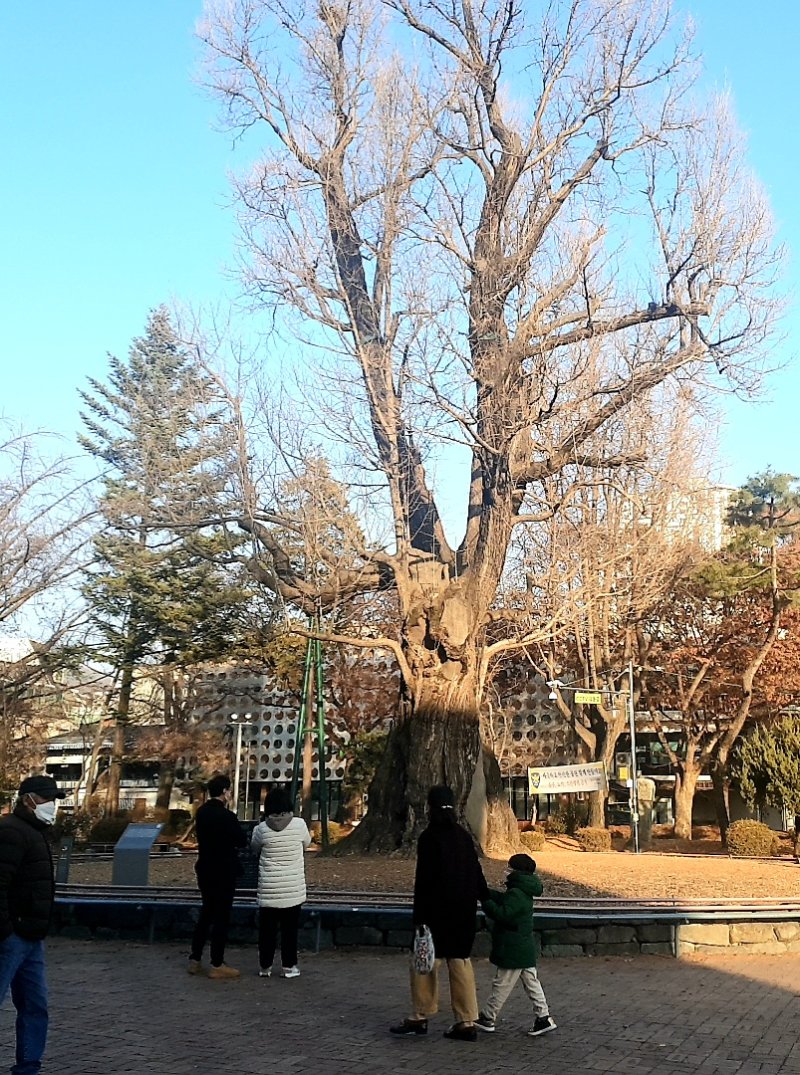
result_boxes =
[87,814,131,846]
[161,809,192,837]
[310,820,347,845]
[576,826,612,852]
[520,829,546,852]
[564,800,588,835]
[726,819,779,858]
[545,812,567,835]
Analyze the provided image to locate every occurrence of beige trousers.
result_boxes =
[410,958,479,1024]
[482,965,549,1021]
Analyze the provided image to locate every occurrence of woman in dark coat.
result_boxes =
[390,785,488,1043]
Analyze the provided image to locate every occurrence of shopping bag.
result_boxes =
[412,924,435,974]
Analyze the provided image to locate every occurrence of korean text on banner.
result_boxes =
[528,762,608,795]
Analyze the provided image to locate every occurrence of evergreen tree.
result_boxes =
[734,716,800,851]
[80,308,254,812]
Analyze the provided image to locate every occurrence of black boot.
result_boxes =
[390,1018,428,1036]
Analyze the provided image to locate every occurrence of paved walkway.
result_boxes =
[1,941,798,1074]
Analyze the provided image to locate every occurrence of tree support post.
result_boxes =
[290,620,329,848]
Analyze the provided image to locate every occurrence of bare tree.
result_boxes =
[0,426,93,791]
[520,397,712,825]
[198,0,783,850]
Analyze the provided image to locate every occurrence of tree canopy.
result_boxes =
[197,0,785,849]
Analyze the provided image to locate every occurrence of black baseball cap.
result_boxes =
[19,775,66,800]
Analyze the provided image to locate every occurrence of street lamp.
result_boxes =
[547,662,641,853]
[625,661,641,855]
[228,715,253,819]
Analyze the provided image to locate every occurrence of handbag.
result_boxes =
[411,924,435,975]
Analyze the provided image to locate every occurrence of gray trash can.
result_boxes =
[111,823,163,886]
[55,836,73,884]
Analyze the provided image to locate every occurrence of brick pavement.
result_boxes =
[0,941,798,1075]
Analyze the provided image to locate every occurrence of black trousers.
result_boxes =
[191,877,236,967]
[258,904,302,969]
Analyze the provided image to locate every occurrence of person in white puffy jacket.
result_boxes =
[251,787,311,979]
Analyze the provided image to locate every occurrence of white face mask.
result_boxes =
[30,799,58,825]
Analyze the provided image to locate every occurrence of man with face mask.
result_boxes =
[0,773,65,1075]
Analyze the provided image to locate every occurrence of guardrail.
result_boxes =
[55,884,800,914]
[53,885,800,956]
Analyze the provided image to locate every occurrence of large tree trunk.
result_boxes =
[155,761,175,812]
[582,706,627,828]
[710,762,731,843]
[673,767,701,840]
[105,662,134,815]
[301,730,314,826]
[345,665,519,855]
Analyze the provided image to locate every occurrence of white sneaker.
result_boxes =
[258,967,272,978]
[282,965,300,979]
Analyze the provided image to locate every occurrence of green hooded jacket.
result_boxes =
[482,869,543,969]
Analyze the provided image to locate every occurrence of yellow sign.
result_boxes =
[575,690,603,705]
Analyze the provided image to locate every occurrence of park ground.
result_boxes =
[3,940,797,1074]
[67,829,800,900]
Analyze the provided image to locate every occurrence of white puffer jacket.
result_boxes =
[251,815,312,909]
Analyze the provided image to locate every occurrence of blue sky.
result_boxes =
[1,1,798,488]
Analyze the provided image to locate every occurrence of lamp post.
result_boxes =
[547,665,641,854]
[243,728,253,821]
[626,661,640,855]
[229,715,253,819]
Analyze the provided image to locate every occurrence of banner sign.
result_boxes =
[528,761,608,795]
[574,690,603,705]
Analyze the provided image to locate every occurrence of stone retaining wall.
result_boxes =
[53,902,674,955]
[676,921,800,956]
[52,901,800,958]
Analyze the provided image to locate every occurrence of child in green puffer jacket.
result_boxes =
[476,853,557,1038]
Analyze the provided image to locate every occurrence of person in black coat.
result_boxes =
[188,774,246,980]
[0,772,66,1075]
[390,785,488,1043]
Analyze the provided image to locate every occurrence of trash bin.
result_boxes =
[111,823,163,886]
[55,836,73,884]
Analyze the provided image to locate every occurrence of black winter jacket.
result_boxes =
[412,817,488,959]
[0,806,55,941]
[195,798,246,885]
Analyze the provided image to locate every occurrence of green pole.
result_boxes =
[314,631,329,849]
[290,634,314,810]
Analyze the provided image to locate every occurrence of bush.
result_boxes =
[564,800,588,835]
[310,820,347,845]
[161,809,192,837]
[576,826,612,852]
[87,814,131,846]
[519,829,546,852]
[545,812,567,835]
[726,819,779,858]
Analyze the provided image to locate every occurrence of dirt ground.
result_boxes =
[66,829,800,900]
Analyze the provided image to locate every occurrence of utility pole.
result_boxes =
[627,661,640,854]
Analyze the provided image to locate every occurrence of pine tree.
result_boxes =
[80,308,254,813]
[735,716,800,851]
